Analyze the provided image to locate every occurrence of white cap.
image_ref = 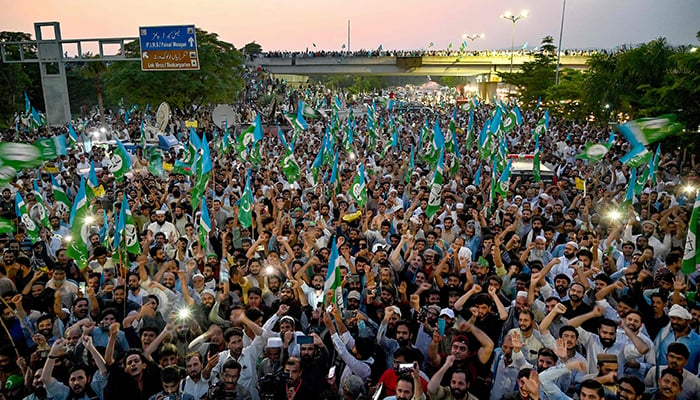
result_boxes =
[440,308,455,319]
[155,210,166,215]
[516,291,529,298]
[668,304,691,320]
[267,337,284,348]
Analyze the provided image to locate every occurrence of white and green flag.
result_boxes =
[108,139,131,182]
[425,149,444,218]
[65,178,90,269]
[199,196,211,249]
[323,237,344,309]
[682,192,699,275]
[619,114,683,147]
[51,175,71,217]
[348,163,367,208]
[32,180,51,228]
[238,172,254,229]
[14,192,39,243]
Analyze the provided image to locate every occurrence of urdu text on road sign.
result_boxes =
[139,25,200,71]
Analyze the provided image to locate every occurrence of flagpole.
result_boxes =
[0,297,21,358]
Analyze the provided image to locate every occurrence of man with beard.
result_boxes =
[551,274,571,301]
[214,360,251,400]
[33,314,59,347]
[296,332,329,393]
[623,220,670,259]
[181,352,210,400]
[644,342,700,400]
[46,267,79,309]
[458,289,506,345]
[42,337,108,400]
[279,357,315,400]
[490,334,531,400]
[147,210,178,243]
[173,204,192,237]
[427,355,477,400]
[100,285,140,323]
[24,367,49,400]
[206,307,280,400]
[127,273,147,305]
[192,288,216,329]
[655,304,700,375]
[562,282,594,330]
[617,310,655,380]
[568,306,650,375]
[507,309,545,364]
[523,217,544,247]
[648,369,684,400]
[548,242,580,281]
[378,307,417,367]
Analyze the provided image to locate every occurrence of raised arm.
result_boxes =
[427,355,455,395]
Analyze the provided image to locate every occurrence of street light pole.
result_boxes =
[502,10,528,73]
[555,0,567,85]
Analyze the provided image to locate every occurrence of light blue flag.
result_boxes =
[200,134,213,175]
[474,164,482,186]
[124,109,130,124]
[189,127,202,150]
[387,99,395,111]
[31,107,42,126]
[324,236,343,307]
[113,194,126,250]
[433,119,445,149]
[295,101,309,131]
[607,131,615,147]
[625,168,637,204]
[329,151,339,187]
[24,92,31,113]
[277,124,290,151]
[68,124,79,144]
[489,107,502,134]
[199,195,211,248]
[253,113,264,142]
[88,161,99,187]
[513,106,523,125]
[69,178,87,225]
[98,210,108,242]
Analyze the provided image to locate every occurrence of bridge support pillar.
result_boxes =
[477,82,498,103]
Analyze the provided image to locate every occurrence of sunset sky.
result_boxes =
[1,0,698,53]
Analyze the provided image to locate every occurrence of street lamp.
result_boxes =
[462,33,484,42]
[555,0,567,85]
[501,10,528,73]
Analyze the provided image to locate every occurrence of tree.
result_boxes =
[545,69,587,120]
[104,29,245,108]
[0,31,42,127]
[242,42,262,57]
[79,53,108,124]
[498,36,557,106]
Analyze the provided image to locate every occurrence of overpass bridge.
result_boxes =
[249,54,589,77]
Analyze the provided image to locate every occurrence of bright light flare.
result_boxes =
[348,152,356,161]
[177,307,192,320]
[63,235,72,242]
[84,215,95,224]
[606,210,622,222]
[683,184,697,194]
[265,266,275,275]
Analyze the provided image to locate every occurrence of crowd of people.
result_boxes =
[0,68,698,400]
[257,48,617,59]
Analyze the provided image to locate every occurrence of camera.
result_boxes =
[258,371,289,400]
[342,310,357,319]
[207,383,237,400]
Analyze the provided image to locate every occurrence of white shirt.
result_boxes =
[147,221,179,240]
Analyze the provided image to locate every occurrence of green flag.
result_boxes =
[425,149,444,218]
[533,135,541,183]
[15,193,39,243]
[348,164,367,208]
[199,196,211,249]
[190,172,210,211]
[280,150,301,183]
[32,180,51,228]
[65,178,90,269]
[238,173,253,229]
[108,139,131,182]
[51,175,71,218]
[682,193,699,274]
[0,217,13,234]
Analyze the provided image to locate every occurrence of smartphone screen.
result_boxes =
[297,335,314,345]
[437,318,446,336]
[79,282,87,293]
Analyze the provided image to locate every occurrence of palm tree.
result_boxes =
[79,53,108,125]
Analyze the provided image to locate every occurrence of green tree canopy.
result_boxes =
[498,35,557,105]
[104,29,245,108]
[242,41,262,56]
[0,31,42,127]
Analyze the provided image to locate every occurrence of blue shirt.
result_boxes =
[655,326,700,374]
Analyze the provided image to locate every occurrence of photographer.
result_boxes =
[148,365,194,400]
[208,359,251,400]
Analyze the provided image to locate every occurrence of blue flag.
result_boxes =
[254,113,264,142]
[474,164,482,186]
